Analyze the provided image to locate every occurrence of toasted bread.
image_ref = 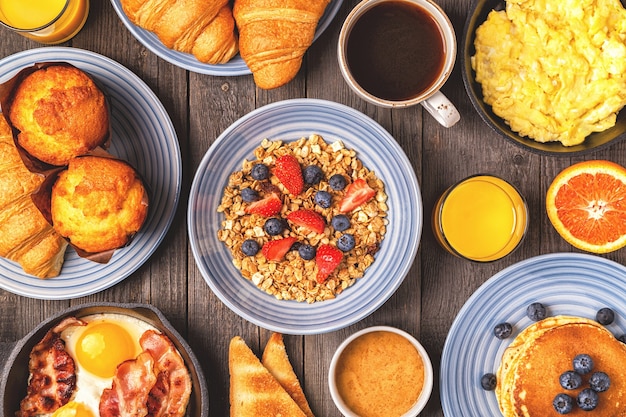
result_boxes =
[229,336,307,417]
[262,333,314,417]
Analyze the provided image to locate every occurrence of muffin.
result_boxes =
[8,64,109,166]
[51,156,148,254]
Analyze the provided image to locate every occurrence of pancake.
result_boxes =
[496,316,626,417]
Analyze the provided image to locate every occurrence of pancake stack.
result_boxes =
[496,316,626,416]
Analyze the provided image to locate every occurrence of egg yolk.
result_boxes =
[75,321,136,378]
[52,402,95,417]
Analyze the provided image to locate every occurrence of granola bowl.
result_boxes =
[188,98,422,335]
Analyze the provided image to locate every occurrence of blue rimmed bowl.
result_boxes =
[188,98,422,334]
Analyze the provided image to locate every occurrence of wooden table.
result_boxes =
[2,1,625,416]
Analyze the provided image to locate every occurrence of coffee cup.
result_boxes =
[337,0,460,127]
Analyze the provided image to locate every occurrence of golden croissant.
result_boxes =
[121,0,239,64]
[234,0,330,89]
[0,116,67,278]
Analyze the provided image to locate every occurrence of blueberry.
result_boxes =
[331,214,351,231]
[559,371,582,390]
[619,334,626,344]
[596,307,615,325]
[251,163,269,180]
[303,165,324,185]
[241,239,260,256]
[526,302,547,321]
[480,373,497,391]
[573,354,594,375]
[493,322,512,339]
[314,191,332,208]
[337,234,356,252]
[264,218,285,236]
[589,371,610,392]
[240,187,259,202]
[298,244,317,260]
[553,393,574,414]
[577,388,599,411]
[329,174,347,190]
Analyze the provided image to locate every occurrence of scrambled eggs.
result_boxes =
[471,0,626,146]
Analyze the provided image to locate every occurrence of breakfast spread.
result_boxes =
[119,0,239,65]
[229,333,314,416]
[217,134,388,303]
[7,64,109,167]
[471,0,626,146]
[17,314,192,417]
[0,115,68,278]
[50,155,149,254]
[233,0,330,89]
[485,305,626,416]
[333,330,425,417]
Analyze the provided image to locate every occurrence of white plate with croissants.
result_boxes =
[109,0,343,88]
[0,47,181,300]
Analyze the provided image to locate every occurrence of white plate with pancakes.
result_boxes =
[440,252,626,416]
[0,47,181,300]
[109,0,344,76]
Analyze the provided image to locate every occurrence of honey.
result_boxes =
[334,331,425,417]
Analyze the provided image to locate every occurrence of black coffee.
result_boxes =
[346,1,445,101]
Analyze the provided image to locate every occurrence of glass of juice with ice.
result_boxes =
[0,0,89,44]
[432,175,528,262]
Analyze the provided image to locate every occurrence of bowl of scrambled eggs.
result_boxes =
[462,0,626,155]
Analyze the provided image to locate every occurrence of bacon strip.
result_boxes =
[140,330,192,417]
[17,317,86,417]
[99,351,157,417]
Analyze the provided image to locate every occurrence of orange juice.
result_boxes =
[0,0,88,44]
[432,175,528,262]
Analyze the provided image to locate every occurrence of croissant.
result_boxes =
[0,116,67,278]
[120,0,239,64]
[233,0,330,89]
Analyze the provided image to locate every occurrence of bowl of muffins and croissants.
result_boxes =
[0,62,149,278]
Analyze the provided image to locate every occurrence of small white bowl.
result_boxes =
[328,326,433,417]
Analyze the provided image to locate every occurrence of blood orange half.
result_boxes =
[546,160,626,253]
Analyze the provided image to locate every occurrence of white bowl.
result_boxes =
[328,326,433,417]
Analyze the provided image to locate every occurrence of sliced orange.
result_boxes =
[546,160,626,253]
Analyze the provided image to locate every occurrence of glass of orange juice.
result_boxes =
[0,0,89,44]
[432,175,528,262]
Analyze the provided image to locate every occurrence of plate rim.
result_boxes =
[440,252,626,416]
[187,97,422,334]
[0,46,182,300]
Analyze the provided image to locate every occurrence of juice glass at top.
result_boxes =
[0,0,89,44]
[432,175,528,262]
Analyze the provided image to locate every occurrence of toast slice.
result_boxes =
[262,333,314,417]
[229,336,307,417]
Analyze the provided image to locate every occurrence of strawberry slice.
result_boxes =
[245,192,282,217]
[262,237,298,261]
[315,244,343,283]
[274,154,304,195]
[339,179,376,213]
[287,209,326,234]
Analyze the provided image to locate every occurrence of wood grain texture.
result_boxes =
[2,0,626,416]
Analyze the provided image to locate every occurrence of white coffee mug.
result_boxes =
[338,0,460,128]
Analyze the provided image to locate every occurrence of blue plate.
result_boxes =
[440,252,626,416]
[0,47,181,300]
[109,0,344,76]
[187,98,422,334]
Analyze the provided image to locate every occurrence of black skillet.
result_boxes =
[0,302,208,417]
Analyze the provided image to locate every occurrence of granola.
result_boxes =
[217,134,388,303]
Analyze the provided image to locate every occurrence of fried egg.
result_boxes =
[51,313,158,417]
[471,0,626,146]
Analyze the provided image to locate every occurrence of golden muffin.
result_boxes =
[8,64,109,166]
[51,156,148,254]
[496,316,626,417]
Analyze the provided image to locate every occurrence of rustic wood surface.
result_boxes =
[2,1,626,416]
